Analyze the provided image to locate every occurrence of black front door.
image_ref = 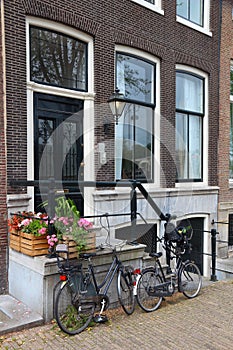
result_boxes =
[185,218,204,275]
[34,93,84,214]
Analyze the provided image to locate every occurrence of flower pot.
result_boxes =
[60,231,96,259]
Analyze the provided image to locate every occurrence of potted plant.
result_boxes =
[8,212,50,256]
[52,197,95,258]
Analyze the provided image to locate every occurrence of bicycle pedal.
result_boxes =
[93,314,108,323]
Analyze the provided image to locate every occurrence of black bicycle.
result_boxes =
[136,223,202,312]
[54,215,135,335]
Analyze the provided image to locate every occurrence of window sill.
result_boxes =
[131,0,164,15]
[176,16,212,37]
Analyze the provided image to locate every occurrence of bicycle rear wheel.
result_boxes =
[179,261,202,298]
[136,268,163,312]
[117,268,135,315]
[54,282,95,335]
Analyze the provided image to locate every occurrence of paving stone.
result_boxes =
[0,280,233,349]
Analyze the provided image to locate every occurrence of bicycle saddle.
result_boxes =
[149,252,163,258]
[79,252,97,259]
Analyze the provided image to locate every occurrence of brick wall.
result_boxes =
[0,1,8,294]
[219,0,233,203]
[4,0,220,189]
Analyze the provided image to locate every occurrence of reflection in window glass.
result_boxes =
[30,26,87,91]
[176,0,203,27]
[116,53,155,104]
[176,72,204,181]
[115,103,153,181]
[176,72,204,113]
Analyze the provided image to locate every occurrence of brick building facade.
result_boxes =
[0,0,8,294]
[0,0,222,295]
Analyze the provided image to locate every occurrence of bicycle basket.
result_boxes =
[165,219,193,242]
[165,225,184,242]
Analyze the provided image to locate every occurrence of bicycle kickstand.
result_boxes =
[93,299,108,323]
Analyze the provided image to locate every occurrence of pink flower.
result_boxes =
[20,218,32,227]
[38,227,47,235]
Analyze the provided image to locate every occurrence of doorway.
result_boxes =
[34,93,84,214]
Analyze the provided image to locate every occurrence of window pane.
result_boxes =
[189,115,202,178]
[190,0,203,26]
[177,0,188,19]
[176,72,203,113]
[230,104,233,179]
[176,112,188,179]
[115,104,153,181]
[116,53,155,104]
[177,0,203,26]
[30,26,87,91]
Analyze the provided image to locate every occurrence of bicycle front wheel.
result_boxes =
[54,282,95,335]
[136,268,163,312]
[117,268,135,315]
[179,261,202,298]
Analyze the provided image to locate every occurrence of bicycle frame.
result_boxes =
[88,251,122,296]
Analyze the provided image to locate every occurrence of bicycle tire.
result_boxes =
[136,268,163,312]
[117,268,135,315]
[54,281,95,335]
[179,261,202,298]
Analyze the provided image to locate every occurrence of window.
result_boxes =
[131,0,164,14]
[30,26,88,91]
[176,71,204,181]
[176,0,203,26]
[115,52,155,181]
[176,0,211,36]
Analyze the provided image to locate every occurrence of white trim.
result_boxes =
[26,17,95,215]
[115,45,161,188]
[175,65,209,188]
[131,0,164,15]
[176,0,212,37]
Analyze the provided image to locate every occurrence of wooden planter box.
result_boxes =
[9,229,21,252]
[60,231,96,259]
[10,230,49,257]
[20,232,49,257]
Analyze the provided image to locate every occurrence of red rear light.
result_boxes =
[60,275,67,281]
[133,268,141,275]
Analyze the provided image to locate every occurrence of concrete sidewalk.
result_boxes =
[0,295,43,335]
[1,279,233,349]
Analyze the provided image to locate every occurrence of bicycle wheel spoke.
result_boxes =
[117,269,135,315]
[180,262,202,298]
[55,283,95,335]
[136,269,163,312]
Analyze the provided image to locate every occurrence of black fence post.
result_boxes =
[130,183,137,225]
[211,228,218,282]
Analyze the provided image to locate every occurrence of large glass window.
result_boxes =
[176,0,203,27]
[115,53,155,181]
[30,26,87,91]
[176,72,204,181]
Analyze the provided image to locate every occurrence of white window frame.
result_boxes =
[115,45,161,189]
[175,65,208,188]
[131,0,164,15]
[26,17,95,215]
[176,0,212,37]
